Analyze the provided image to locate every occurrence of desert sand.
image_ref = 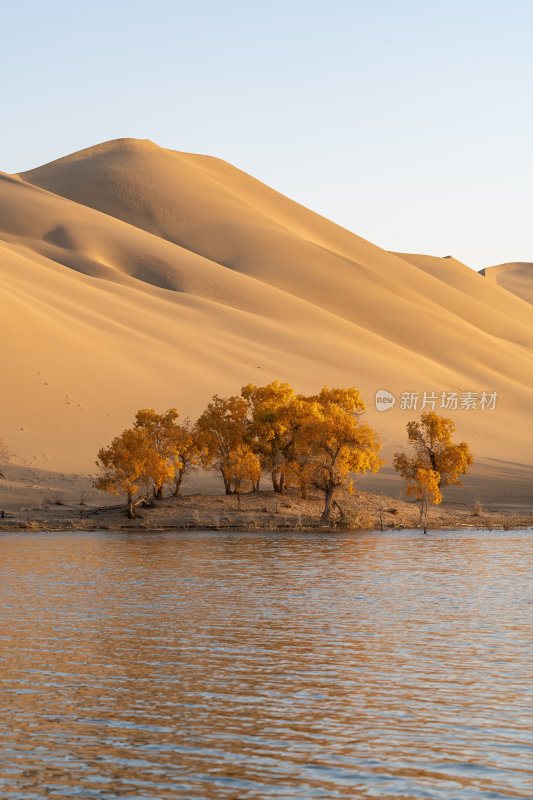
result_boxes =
[480,262,533,306]
[0,138,532,513]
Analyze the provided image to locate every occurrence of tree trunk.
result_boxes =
[220,468,232,494]
[173,469,184,497]
[127,492,135,519]
[320,485,335,523]
[279,474,285,494]
[272,472,281,493]
[420,497,429,533]
[429,451,441,486]
[154,484,164,500]
[332,499,346,520]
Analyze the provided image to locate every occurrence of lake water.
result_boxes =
[0,529,532,799]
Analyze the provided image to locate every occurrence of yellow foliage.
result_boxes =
[242,383,381,514]
[134,408,181,496]
[394,411,473,488]
[311,386,366,415]
[94,383,384,514]
[196,394,251,493]
[168,418,202,496]
[406,467,442,505]
[222,444,262,493]
[94,427,156,517]
[297,387,383,520]
[242,380,301,493]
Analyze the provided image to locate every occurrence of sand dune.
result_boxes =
[1,138,532,507]
[480,262,533,306]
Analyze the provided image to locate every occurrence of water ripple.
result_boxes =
[0,529,532,798]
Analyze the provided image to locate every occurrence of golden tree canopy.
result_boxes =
[94,427,159,515]
[406,467,442,505]
[169,418,200,466]
[297,387,383,520]
[302,391,382,486]
[242,380,301,492]
[134,408,180,493]
[169,418,202,495]
[310,386,366,416]
[196,394,251,492]
[394,411,473,487]
[222,444,262,493]
[242,380,296,443]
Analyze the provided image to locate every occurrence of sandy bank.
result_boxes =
[1,489,531,534]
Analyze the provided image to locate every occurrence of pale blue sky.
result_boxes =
[2,0,532,268]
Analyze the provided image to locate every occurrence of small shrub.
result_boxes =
[473,499,483,517]
[44,494,65,506]
[335,511,374,531]
[16,520,41,531]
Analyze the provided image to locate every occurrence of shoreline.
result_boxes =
[1,488,532,534]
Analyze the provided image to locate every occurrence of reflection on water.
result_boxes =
[0,529,532,799]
